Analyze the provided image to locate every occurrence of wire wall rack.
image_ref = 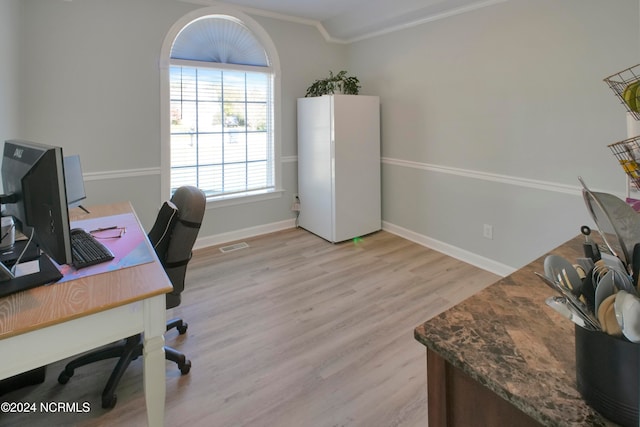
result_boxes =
[604,64,640,121]
[609,136,640,190]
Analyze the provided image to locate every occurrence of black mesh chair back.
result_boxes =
[148,186,206,309]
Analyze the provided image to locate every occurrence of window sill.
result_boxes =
[206,189,284,208]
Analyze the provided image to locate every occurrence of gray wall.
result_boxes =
[1,0,639,274]
[348,0,640,272]
[0,0,19,158]
[1,0,346,235]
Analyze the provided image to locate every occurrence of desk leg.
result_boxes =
[143,295,166,427]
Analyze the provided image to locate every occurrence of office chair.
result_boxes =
[57,186,206,409]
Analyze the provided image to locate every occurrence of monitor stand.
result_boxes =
[0,255,63,298]
[0,239,41,267]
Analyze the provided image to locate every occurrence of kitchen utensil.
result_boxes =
[595,270,617,314]
[601,251,628,272]
[581,269,597,313]
[573,263,587,280]
[632,243,640,288]
[615,290,640,342]
[579,176,640,270]
[534,272,600,331]
[546,296,594,329]
[576,257,595,273]
[534,271,563,293]
[597,293,623,336]
[544,255,583,296]
[612,268,636,294]
[580,225,601,261]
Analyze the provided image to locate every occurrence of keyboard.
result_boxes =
[70,228,115,269]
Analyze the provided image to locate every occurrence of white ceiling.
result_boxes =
[214,0,509,42]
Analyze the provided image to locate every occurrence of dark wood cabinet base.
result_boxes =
[426,349,541,427]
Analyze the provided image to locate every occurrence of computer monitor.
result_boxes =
[1,140,73,265]
[63,154,86,208]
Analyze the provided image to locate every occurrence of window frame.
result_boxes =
[160,6,282,207]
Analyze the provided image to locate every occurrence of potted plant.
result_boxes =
[305,70,361,97]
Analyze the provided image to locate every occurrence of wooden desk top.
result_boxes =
[0,202,172,340]
[414,236,612,426]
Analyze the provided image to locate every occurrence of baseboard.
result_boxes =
[193,218,514,277]
[194,219,297,250]
[382,221,515,277]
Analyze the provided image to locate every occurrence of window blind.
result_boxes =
[171,16,268,67]
[170,66,273,197]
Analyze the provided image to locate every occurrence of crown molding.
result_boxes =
[341,0,511,43]
[178,0,511,44]
[177,0,345,43]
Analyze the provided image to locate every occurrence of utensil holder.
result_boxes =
[575,325,639,427]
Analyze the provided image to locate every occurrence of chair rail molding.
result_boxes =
[83,167,160,182]
[382,157,597,197]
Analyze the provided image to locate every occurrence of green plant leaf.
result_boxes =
[305,70,361,97]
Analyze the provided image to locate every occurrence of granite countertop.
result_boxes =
[414,236,615,426]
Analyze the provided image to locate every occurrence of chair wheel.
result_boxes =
[180,359,191,375]
[57,371,72,384]
[177,322,188,335]
[102,394,117,409]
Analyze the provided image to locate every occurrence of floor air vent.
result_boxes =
[219,242,250,253]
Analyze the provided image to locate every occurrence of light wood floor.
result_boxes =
[1,228,499,427]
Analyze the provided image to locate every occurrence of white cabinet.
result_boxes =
[297,95,381,243]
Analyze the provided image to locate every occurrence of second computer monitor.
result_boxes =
[64,154,87,208]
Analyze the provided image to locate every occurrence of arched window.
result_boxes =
[160,8,281,204]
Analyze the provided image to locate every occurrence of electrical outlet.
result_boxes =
[483,224,493,240]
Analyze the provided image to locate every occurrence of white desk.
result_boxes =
[0,202,172,426]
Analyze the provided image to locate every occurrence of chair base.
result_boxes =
[58,331,191,409]
[167,317,188,335]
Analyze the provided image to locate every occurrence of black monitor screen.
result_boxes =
[1,140,72,265]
